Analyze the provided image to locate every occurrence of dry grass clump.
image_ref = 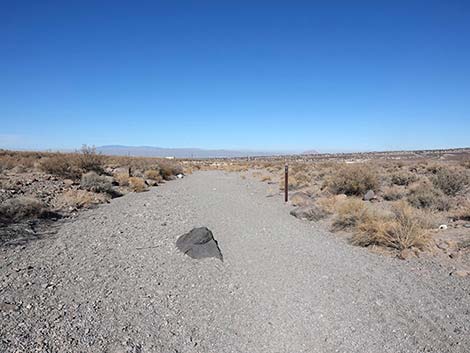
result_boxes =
[432,167,469,196]
[0,197,44,223]
[128,177,147,192]
[81,172,114,194]
[453,202,470,221]
[114,173,129,186]
[331,198,369,230]
[382,186,405,201]
[352,202,431,251]
[407,182,450,211]
[55,190,106,209]
[144,169,162,182]
[260,175,272,182]
[327,164,379,196]
[159,161,183,180]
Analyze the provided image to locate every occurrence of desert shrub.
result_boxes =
[328,164,379,196]
[352,202,430,250]
[390,171,417,186]
[407,183,450,211]
[0,156,16,171]
[159,162,183,180]
[81,172,114,194]
[316,195,345,214]
[39,154,81,179]
[383,186,404,201]
[144,169,162,182]
[279,173,310,190]
[453,202,470,221]
[128,177,147,192]
[55,190,106,209]
[432,167,469,196]
[114,173,129,186]
[331,198,368,230]
[0,197,44,223]
[76,145,104,174]
[461,160,470,169]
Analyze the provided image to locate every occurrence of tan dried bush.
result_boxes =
[39,154,81,179]
[114,173,129,186]
[144,169,162,182]
[407,182,450,211]
[159,161,183,180]
[128,177,147,192]
[352,201,431,250]
[383,186,404,201]
[316,195,343,214]
[0,197,44,223]
[327,164,379,196]
[56,190,106,209]
[453,202,470,221]
[331,198,368,230]
[260,175,272,182]
[76,145,104,174]
[390,171,417,186]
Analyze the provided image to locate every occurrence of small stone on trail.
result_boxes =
[398,249,414,260]
[451,270,470,278]
[438,224,448,230]
[176,227,223,261]
[363,190,376,201]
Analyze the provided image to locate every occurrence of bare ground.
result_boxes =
[1,171,469,353]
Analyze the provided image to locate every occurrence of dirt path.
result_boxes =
[1,171,469,352]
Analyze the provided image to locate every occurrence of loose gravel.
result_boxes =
[1,171,469,353]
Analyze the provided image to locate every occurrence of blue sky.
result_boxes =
[1,1,469,152]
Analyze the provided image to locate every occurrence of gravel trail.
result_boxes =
[1,171,469,353]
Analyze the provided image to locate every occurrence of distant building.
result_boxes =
[165,156,175,160]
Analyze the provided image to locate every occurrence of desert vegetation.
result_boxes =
[0,147,184,242]
[195,148,470,259]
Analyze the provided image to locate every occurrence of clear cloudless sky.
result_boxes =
[1,1,469,152]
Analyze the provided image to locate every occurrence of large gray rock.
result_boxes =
[290,205,326,221]
[176,227,223,261]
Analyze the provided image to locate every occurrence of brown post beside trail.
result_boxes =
[284,164,288,202]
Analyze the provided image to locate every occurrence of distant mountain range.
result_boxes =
[96,145,316,158]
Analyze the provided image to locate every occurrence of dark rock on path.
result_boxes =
[176,227,223,261]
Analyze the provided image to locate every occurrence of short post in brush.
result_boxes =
[284,163,288,202]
